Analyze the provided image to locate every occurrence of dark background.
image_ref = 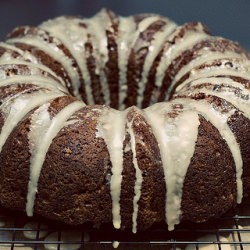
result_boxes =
[0,0,249,50]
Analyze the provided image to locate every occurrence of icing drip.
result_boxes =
[177,98,243,203]
[155,31,209,89]
[7,36,80,97]
[144,102,200,230]
[178,77,250,119]
[0,75,66,93]
[41,17,93,103]
[26,101,85,216]
[96,107,128,229]
[23,222,48,239]
[0,41,42,65]
[117,16,136,109]
[0,59,65,86]
[137,22,177,107]
[174,53,250,88]
[0,91,64,153]
[176,67,250,94]
[112,241,120,248]
[86,10,111,105]
[44,231,82,250]
[118,15,164,109]
[127,114,143,233]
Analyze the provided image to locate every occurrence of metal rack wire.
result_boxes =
[0,198,249,250]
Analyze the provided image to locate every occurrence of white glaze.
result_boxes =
[173,52,250,89]
[154,31,209,89]
[0,75,66,93]
[180,77,250,119]
[176,67,250,94]
[0,91,64,154]
[0,42,41,65]
[127,112,143,234]
[118,15,165,109]
[86,10,111,105]
[137,22,177,107]
[44,231,82,250]
[26,101,85,216]
[96,107,128,229]
[0,85,41,102]
[113,241,120,248]
[41,17,94,103]
[176,98,243,203]
[117,16,137,109]
[144,102,200,230]
[23,222,48,239]
[0,58,65,85]
[7,36,80,97]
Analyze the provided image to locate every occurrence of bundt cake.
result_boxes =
[0,9,249,233]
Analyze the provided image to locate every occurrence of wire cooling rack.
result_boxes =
[0,199,250,250]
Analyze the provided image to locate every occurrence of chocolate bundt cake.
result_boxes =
[0,9,249,233]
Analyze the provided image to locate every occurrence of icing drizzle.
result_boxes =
[144,103,200,230]
[26,101,85,216]
[0,91,64,153]
[126,113,143,233]
[96,107,128,229]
